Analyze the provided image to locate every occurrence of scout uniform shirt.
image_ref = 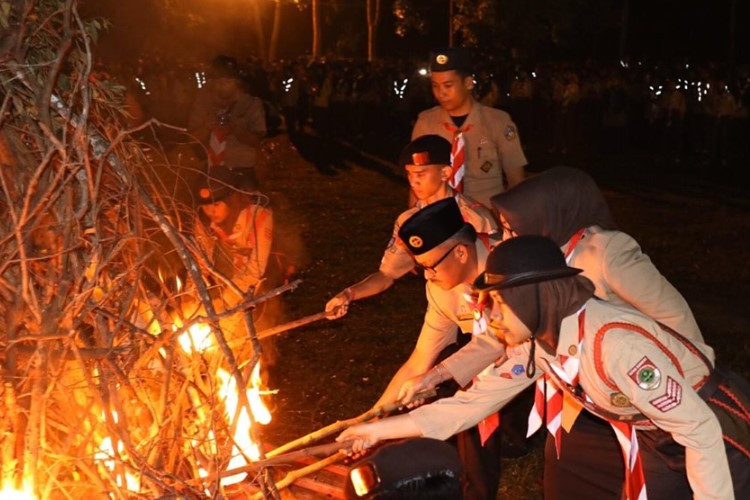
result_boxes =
[379,191,497,280]
[409,298,732,500]
[412,102,527,208]
[436,225,704,389]
[411,239,492,369]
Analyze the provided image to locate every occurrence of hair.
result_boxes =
[454,68,473,81]
[451,224,477,246]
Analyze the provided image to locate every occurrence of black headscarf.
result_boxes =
[500,275,595,375]
[491,167,617,246]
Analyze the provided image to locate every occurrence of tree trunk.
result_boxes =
[312,0,321,57]
[250,0,268,60]
[268,0,283,61]
[366,0,381,62]
[619,0,630,62]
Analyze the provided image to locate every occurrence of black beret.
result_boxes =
[345,438,462,499]
[398,135,452,168]
[193,165,237,204]
[429,47,472,73]
[474,235,582,291]
[398,197,470,256]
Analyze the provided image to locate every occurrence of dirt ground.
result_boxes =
[248,134,750,499]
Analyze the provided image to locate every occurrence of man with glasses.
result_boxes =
[367,197,504,500]
[325,135,497,319]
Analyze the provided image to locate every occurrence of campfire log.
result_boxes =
[256,310,329,339]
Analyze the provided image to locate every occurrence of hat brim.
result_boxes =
[473,267,582,291]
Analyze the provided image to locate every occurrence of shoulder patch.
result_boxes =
[511,364,525,376]
[503,125,517,141]
[627,356,662,390]
[649,376,682,412]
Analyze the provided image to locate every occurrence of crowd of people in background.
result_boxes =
[114,53,750,171]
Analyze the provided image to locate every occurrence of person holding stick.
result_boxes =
[339,235,750,499]
[325,135,497,320]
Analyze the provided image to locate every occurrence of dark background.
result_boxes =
[84,0,748,64]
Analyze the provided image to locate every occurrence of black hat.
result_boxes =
[429,47,472,73]
[193,166,237,204]
[211,55,239,80]
[345,438,462,499]
[398,198,471,256]
[474,235,582,291]
[398,135,452,168]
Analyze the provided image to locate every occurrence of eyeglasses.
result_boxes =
[415,244,458,273]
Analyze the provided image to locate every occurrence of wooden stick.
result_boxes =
[219,440,353,478]
[265,389,437,458]
[250,452,346,500]
[256,311,329,339]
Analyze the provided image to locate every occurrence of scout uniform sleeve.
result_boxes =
[601,330,732,499]
[413,285,462,365]
[494,112,527,187]
[440,331,506,387]
[601,231,703,342]
[378,211,417,279]
[411,112,431,140]
[410,350,538,440]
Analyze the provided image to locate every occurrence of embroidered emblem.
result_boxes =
[511,364,525,376]
[568,345,578,356]
[504,125,517,141]
[199,188,211,199]
[628,356,662,390]
[611,392,630,407]
[411,151,431,165]
[500,372,513,379]
[649,376,682,412]
[436,54,448,65]
[480,161,493,173]
[408,236,423,248]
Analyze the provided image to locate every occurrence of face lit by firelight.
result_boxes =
[200,201,230,225]
[405,164,451,202]
[430,70,474,115]
[486,290,531,346]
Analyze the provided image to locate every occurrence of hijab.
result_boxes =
[491,167,617,246]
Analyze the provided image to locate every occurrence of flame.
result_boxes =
[94,411,140,492]
[177,322,213,354]
[0,486,36,500]
[216,361,271,486]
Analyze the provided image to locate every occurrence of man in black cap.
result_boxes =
[412,47,527,208]
[324,135,497,319]
[345,438,462,499]
[188,55,266,172]
[338,197,504,500]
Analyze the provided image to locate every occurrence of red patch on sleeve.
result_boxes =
[649,376,682,412]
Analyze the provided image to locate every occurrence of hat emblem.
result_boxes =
[409,236,423,248]
[436,54,448,65]
[411,151,431,165]
[199,188,211,199]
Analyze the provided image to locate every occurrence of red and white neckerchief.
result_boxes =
[610,420,648,500]
[443,122,474,193]
[526,307,586,458]
[207,125,228,167]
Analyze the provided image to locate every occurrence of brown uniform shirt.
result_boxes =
[410,299,731,499]
[412,103,527,208]
[440,226,703,387]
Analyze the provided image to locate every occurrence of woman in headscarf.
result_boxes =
[340,236,750,500]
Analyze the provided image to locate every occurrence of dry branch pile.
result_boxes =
[0,1,283,497]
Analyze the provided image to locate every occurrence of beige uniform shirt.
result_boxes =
[412,103,527,208]
[440,225,703,388]
[379,192,497,279]
[410,241,491,368]
[411,299,731,499]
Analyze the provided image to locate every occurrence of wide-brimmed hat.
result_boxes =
[398,197,472,256]
[474,235,582,291]
[397,135,452,168]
